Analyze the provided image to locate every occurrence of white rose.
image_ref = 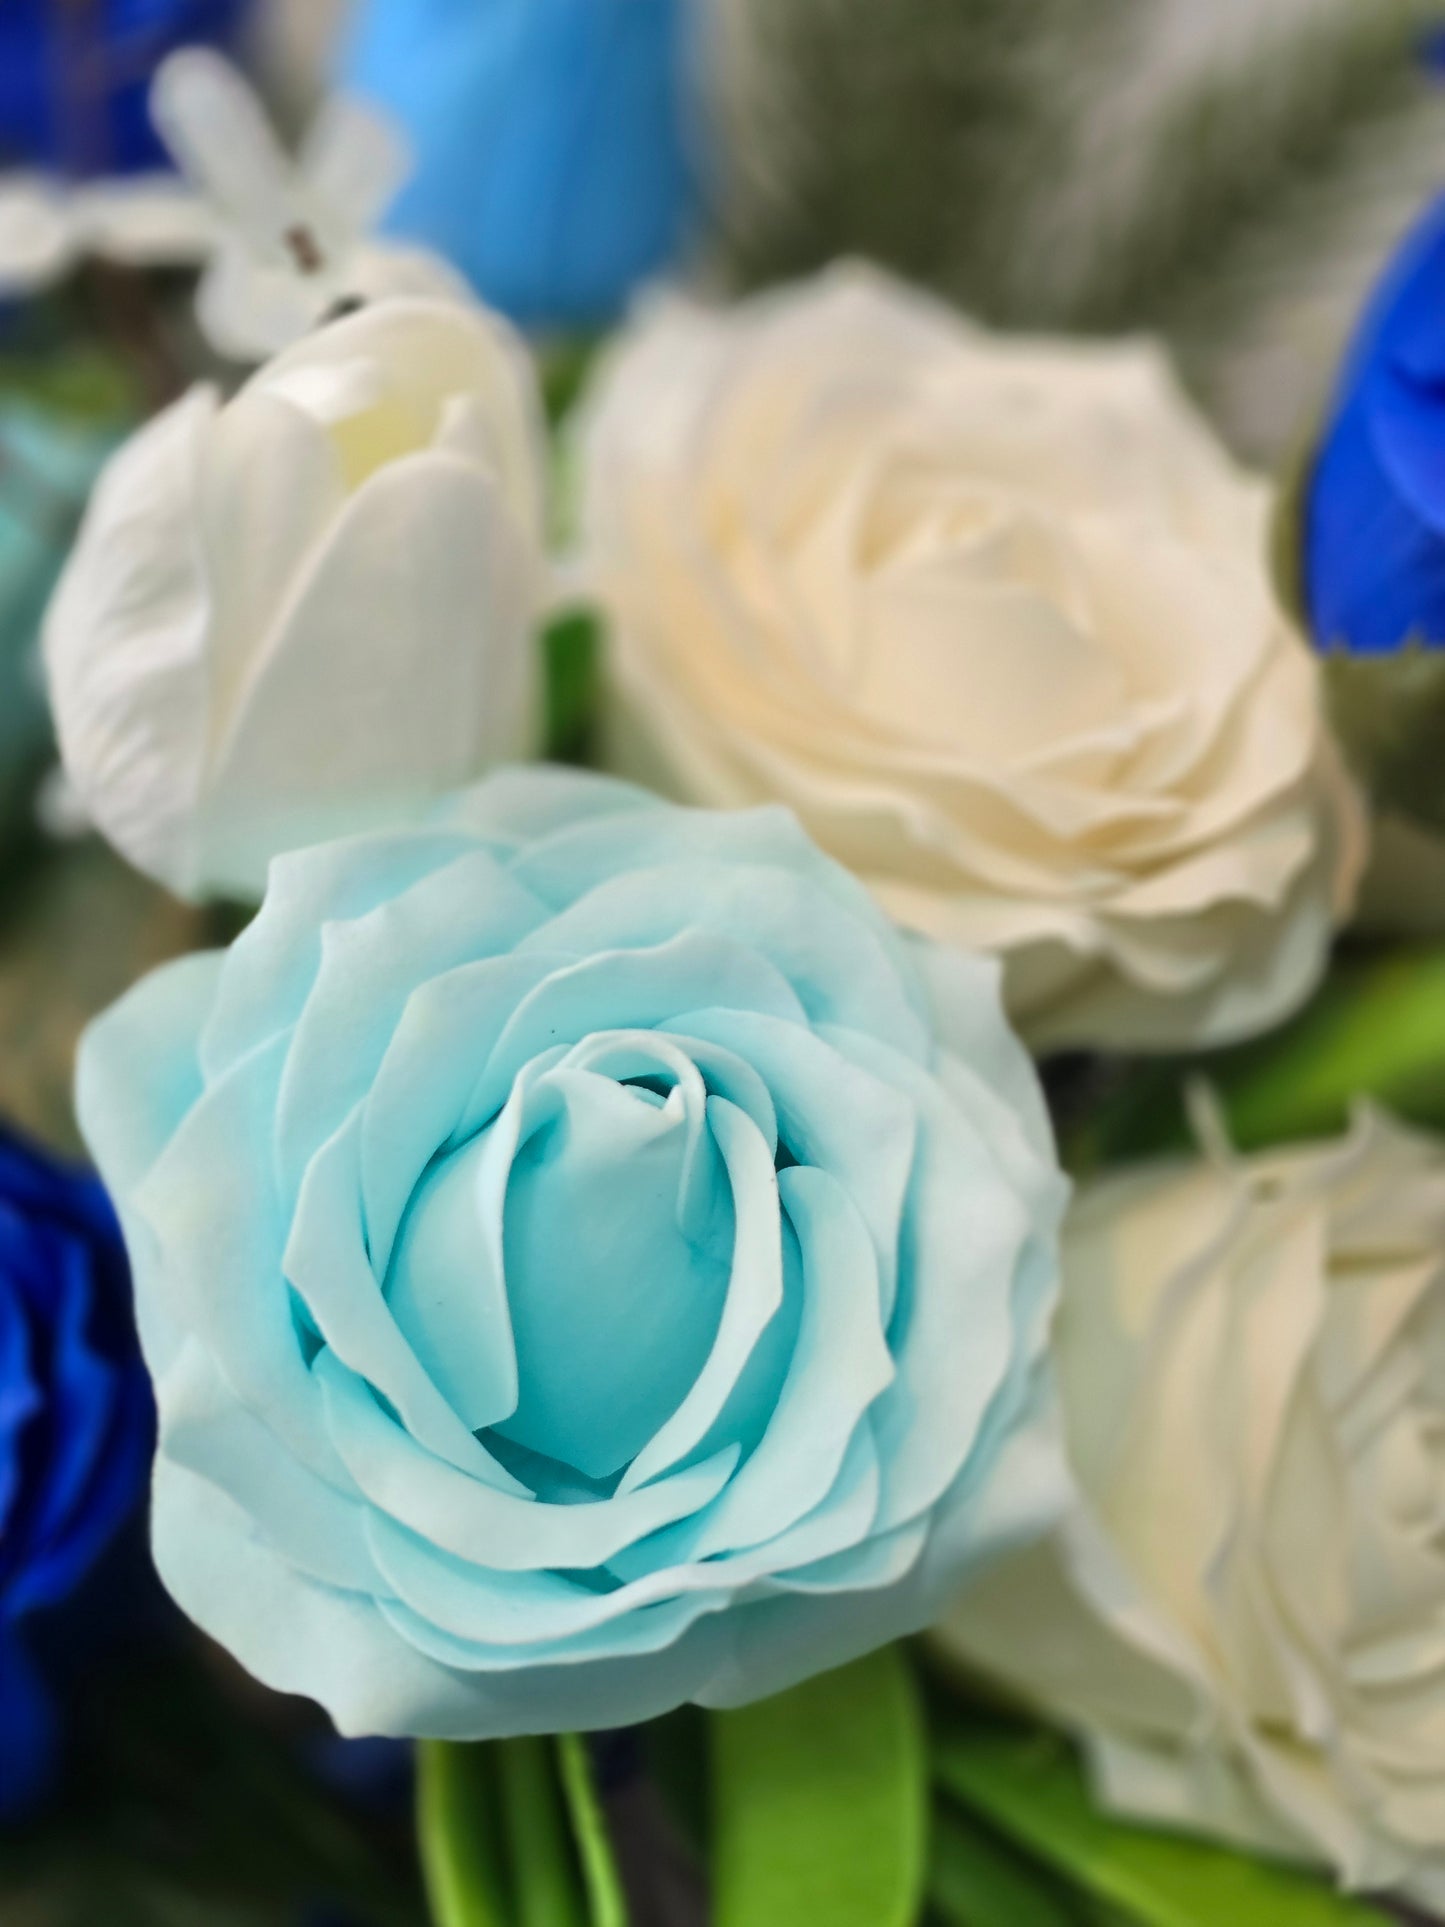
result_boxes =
[579,265,1364,1050]
[937,1102,1445,1906]
[45,297,543,901]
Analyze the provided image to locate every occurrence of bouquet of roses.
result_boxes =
[8,8,1445,1926]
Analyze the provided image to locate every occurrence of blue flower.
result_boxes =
[77,768,1066,1740]
[336,0,703,329]
[0,1127,151,1818]
[1304,192,1445,654]
[0,0,245,178]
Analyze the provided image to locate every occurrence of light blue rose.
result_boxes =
[76,768,1066,1739]
[336,0,702,329]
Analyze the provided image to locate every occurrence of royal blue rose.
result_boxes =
[0,1128,151,1817]
[337,0,702,328]
[1304,193,1445,654]
[77,769,1066,1740]
[0,0,244,178]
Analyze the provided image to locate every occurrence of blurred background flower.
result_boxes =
[0,1125,150,1820]
[336,0,706,330]
[0,0,246,302]
[1304,190,1445,657]
[715,0,1445,468]
[0,386,129,858]
[146,50,470,362]
[0,0,245,180]
[1287,184,1445,858]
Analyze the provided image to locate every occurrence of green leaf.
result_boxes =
[538,337,602,431]
[495,1737,589,1927]
[0,344,138,424]
[417,1740,510,1927]
[555,1735,629,1927]
[419,1738,595,1927]
[709,1645,928,1927]
[1215,946,1445,1148]
[933,1722,1396,1927]
[543,610,601,766]
[928,1804,1081,1927]
[1074,944,1445,1174]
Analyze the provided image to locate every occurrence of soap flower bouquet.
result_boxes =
[13,33,1445,1927]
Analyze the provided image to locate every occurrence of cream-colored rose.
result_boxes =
[45,297,543,901]
[937,1103,1445,1905]
[580,265,1364,1050]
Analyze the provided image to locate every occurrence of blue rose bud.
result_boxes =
[1305,194,1445,655]
[336,0,703,329]
[77,769,1067,1741]
[0,0,244,178]
[1299,192,1445,828]
[0,1128,151,1818]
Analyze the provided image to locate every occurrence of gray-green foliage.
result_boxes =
[711,0,1084,317]
[711,0,1445,457]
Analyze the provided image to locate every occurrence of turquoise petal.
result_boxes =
[198,828,484,1079]
[74,949,223,1377]
[384,1107,522,1436]
[662,1008,916,1320]
[367,1513,732,1654]
[520,860,930,1057]
[376,1587,727,1679]
[618,1095,784,1495]
[316,1349,739,1571]
[683,1166,893,1560]
[836,1028,1060,1534]
[434,765,662,848]
[288,1109,526,1475]
[501,798,835,906]
[275,847,546,1192]
[133,1034,332,1470]
[360,950,568,1275]
[158,1340,376,1592]
[492,1055,734,1478]
[463,928,807,1129]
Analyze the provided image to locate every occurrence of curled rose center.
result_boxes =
[385,1033,752,1491]
[830,464,1126,760]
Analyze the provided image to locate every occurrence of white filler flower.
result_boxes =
[0,52,467,356]
[0,170,214,300]
[149,49,470,362]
